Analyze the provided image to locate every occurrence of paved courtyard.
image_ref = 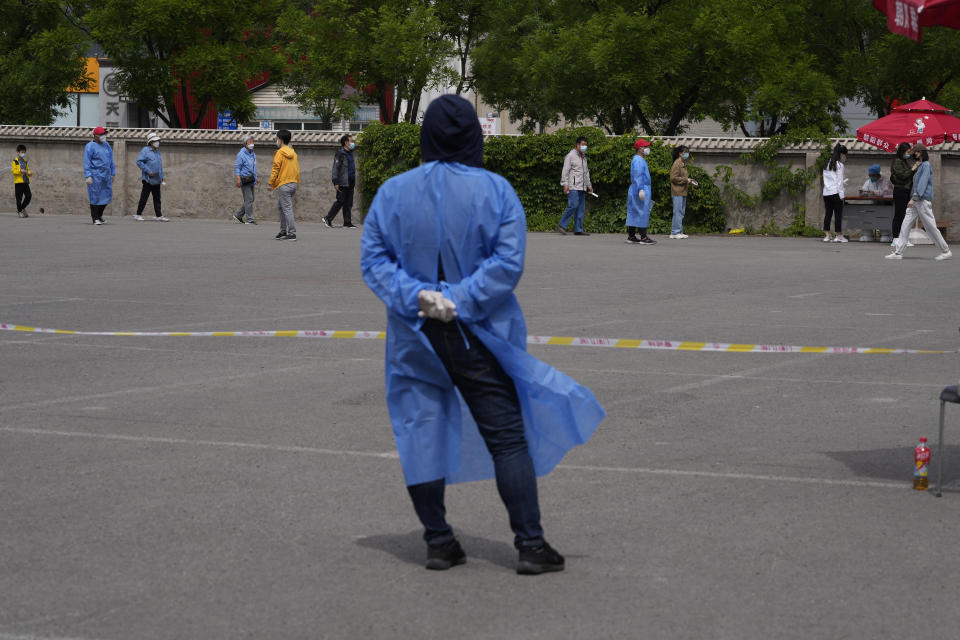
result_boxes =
[1,213,959,640]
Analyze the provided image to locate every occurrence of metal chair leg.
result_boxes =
[937,399,946,497]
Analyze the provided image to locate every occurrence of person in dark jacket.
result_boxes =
[323,135,357,228]
[889,142,916,245]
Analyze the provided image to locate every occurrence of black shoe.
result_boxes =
[247,219,257,225]
[626,236,640,244]
[286,232,296,241]
[234,213,245,224]
[425,539,466,571]
[574,231,590,236]
[517,541,565,575]
[322,218,332,228]
[275,231,287,239]
[344,223,357,229]
[639,236,657,245]
[555,225,567,235]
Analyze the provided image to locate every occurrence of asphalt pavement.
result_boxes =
[1,213,959,640]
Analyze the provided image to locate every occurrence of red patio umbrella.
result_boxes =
[873,0,960,41]
[856,98,960,151]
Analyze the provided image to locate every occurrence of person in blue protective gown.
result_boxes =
[626,138,657,245]
[83,126,115,225]
[361,94,605,575]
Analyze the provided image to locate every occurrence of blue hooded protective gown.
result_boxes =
[361,161,605,486]
[626,155,653,227]
[83,140,115,205]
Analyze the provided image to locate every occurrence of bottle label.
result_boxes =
[915,448,930,477]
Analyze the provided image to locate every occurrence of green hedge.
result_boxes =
[357,123,725,234]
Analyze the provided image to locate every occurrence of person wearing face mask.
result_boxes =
[323,134,357,228]
[821,143,848,242]
[859,164,893,197]
[83,126,115,225]
[626,138,656,244]
[557,136,594,235]
[889,142,916,246]
[234,136,259,224]
[669,145,697,239]
[11,144,33,218]
[267,129,300,241]
[133,132,168,222]
[885,143,952,260]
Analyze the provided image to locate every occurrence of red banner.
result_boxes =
[886,0,922,41]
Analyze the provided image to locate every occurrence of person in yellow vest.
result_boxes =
[11,144,33,218]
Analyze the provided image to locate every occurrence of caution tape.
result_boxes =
[0,322,953,355]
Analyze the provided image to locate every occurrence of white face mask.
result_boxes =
[642,148,650,156]
[579,145,587,153]
[99,136,108,143]
[246,143,255,151]
[150,141,159,149]
[18,152,25,158]
[276,139,282,148]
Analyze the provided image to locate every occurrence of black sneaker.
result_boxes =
[234,213,245,224]
[425,539,466,571]
[286,232,297,241]
[275,231,287,239]
[247,219,257,225]
[626,236,640,244]
[639,236,657,245]
[574,231,590,236]
[517,541,565,575]
[344,223,358,229]
[322,218,332,228]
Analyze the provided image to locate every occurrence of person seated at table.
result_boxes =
[859,164,893,197]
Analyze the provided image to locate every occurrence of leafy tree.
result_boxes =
[66,0,282,128]
[277,0,453,125]
[0,0,90,125]
[433,0,491,95]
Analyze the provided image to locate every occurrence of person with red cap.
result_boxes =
[626,139,657,244]
[83,126,115,225]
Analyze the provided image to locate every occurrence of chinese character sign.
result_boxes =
[479,117,500,136]
[886,0,922,41]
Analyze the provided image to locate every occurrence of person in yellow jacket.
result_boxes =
[12,144,33,218]
[268,129,300,241]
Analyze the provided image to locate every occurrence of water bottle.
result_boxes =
[914,437,930,491]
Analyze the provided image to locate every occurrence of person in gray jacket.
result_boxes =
[556,136,594,235]
[323,134,357,228]
[885,143,951,260]
[233,136,259,224]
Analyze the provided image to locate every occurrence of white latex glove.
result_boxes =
[417,290,458,323]
[161,180,167,187]
[85,176,93,185]
[638,189,645,201]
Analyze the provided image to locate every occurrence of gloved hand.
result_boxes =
[85,176,93,185]
[638,189,645,201]
[418,290,457,323]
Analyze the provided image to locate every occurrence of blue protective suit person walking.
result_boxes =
[83,126,115,225]
[626,138,656,244]
[361,95,605,575]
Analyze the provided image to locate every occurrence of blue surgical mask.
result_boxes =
[682,152,690,160]
[348,142,356,150]
[579,145,587,153]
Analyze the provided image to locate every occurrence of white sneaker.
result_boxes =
[668,234,679,239]
[156,216,170,222]
[935,250,953,261]
[833,234,848,243]
[93,219,103,225]
[884,252,902,260]
[823,234,832,242]
[672,233,688,239]
[890,240,897,247]
[132,215,144,221]
[907,242,915,247]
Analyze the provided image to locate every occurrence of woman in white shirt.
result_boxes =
[822,143,848,243]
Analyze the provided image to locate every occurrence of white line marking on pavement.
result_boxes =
[0,634,98,640]
[0,427,904,490]
[787,292,823,299]
[0,365,313,412]
[865,313,894,316]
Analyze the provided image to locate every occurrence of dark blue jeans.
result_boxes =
[408,319,544,549]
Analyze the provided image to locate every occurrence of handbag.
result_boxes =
[241,174,256,185]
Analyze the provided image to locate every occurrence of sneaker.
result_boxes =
[17,210,24,218]
[234,213,245,224]
[669,233,688,239]
[639,236,657,245]
[93,219,103,225]
[890,240,897,247]
[907,242,915,247]
[156,216,170,222]
[833,234,848,243]
[884,252,902,260]
[132,215,145,221]
[517,541,565,575]
[275,231,287,239]
[935,250,953,261]
[97,218,106,224]
[574,231,590,236]
[823,233,832,242]
[322,218,333,228]
[285,232,297,241]
[246,219,257,225]
[344,223,358,229]
[555,225,567,235]
[625,236,641,244]
[21,209,28,218]
[425,539,466,571]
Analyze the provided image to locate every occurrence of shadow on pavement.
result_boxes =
[355,530,517,569]
[826,445,960,488]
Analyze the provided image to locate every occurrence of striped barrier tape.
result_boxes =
[0,322,953,355]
